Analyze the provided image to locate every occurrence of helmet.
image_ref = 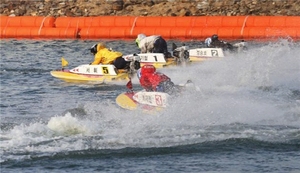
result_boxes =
[135,33,146,47]
[141,64,156,75]
[90,43,106,55]
[211,34,218,41]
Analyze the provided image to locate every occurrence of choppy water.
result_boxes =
[0,39,300,173]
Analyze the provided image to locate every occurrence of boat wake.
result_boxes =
[1,40,299,164]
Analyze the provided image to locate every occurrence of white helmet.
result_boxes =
[135,33,146,47]
[137,33,146,40]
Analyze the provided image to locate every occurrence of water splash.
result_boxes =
[1,40,299,163]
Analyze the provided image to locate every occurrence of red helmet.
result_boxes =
[141,65,156,74]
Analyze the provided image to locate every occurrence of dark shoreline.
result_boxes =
[1,0,299,17]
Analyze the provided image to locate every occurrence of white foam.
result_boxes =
[1,40,299,163]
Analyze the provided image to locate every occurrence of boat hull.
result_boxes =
[188,48,225,62]
[116,91,167,113]
[50,70,129,84]
[140,58,176,68]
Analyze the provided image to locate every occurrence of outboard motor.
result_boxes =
[172,43,190,64]
[233,40,248,53]
[122,53,141,74]
[128,54,141,74]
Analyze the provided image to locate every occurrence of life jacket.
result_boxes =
[138,35,161,53]
[91,48,123,65]
[139,64,171,91]
[149,72,171,91]
[139,65,156,91]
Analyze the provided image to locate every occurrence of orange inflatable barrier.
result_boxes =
[168,27,245,40]
[246,16,273,27]
[152,16,246,27]
[173,17,197,27]
[1,27,37,38]
[269,16,292,27]
[133,16,242,27]
[242,27,300,39]
[284,27,300,38]
[212,27,244,39]
[55,17,95,28]
[55,16,136,28]
[55,16,116,28]
[0,16,55,27]
[204,16,245,27]
[40,28,78,38]
[170,27,192,39]
[80,27,132,39]
[267,27,300,38]
[103,25,236,40]
[135,17,160,27]
[242,27,266,39]
[133,27,169,38]
[133,26,192,39]
[197,27,219,38]
[286,16,300,27]
[218,16,246,27]
[0,16,9,27]
[0,27,6,38]
[1,16,299,40]
[246,16,300,27]
[97,16,135,27]
[0,27,77,39]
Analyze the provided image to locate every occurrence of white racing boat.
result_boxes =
[174,40,248,62]
[123,53,175,68]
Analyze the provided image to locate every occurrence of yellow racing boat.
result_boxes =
[50,58,130,84]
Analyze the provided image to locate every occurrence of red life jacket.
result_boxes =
[139,64,171,91]
[140,72,170,91]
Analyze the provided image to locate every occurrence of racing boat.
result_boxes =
[142,40,248,66]
[123,44,192,69]
[173,40,248,63]
[50,53,173,84]
[124,53,175,68]
[189,47,225,61]
[50,58,132,84]
[116,90,168,112]
[115,80,196,113]
[170,43,224,64]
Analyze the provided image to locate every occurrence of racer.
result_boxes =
[90,42,129,69]
[135,33,171,58]
[137,65,176,94]
[204,34,235,51]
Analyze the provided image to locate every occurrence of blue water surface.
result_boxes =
[0,39,300,173]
